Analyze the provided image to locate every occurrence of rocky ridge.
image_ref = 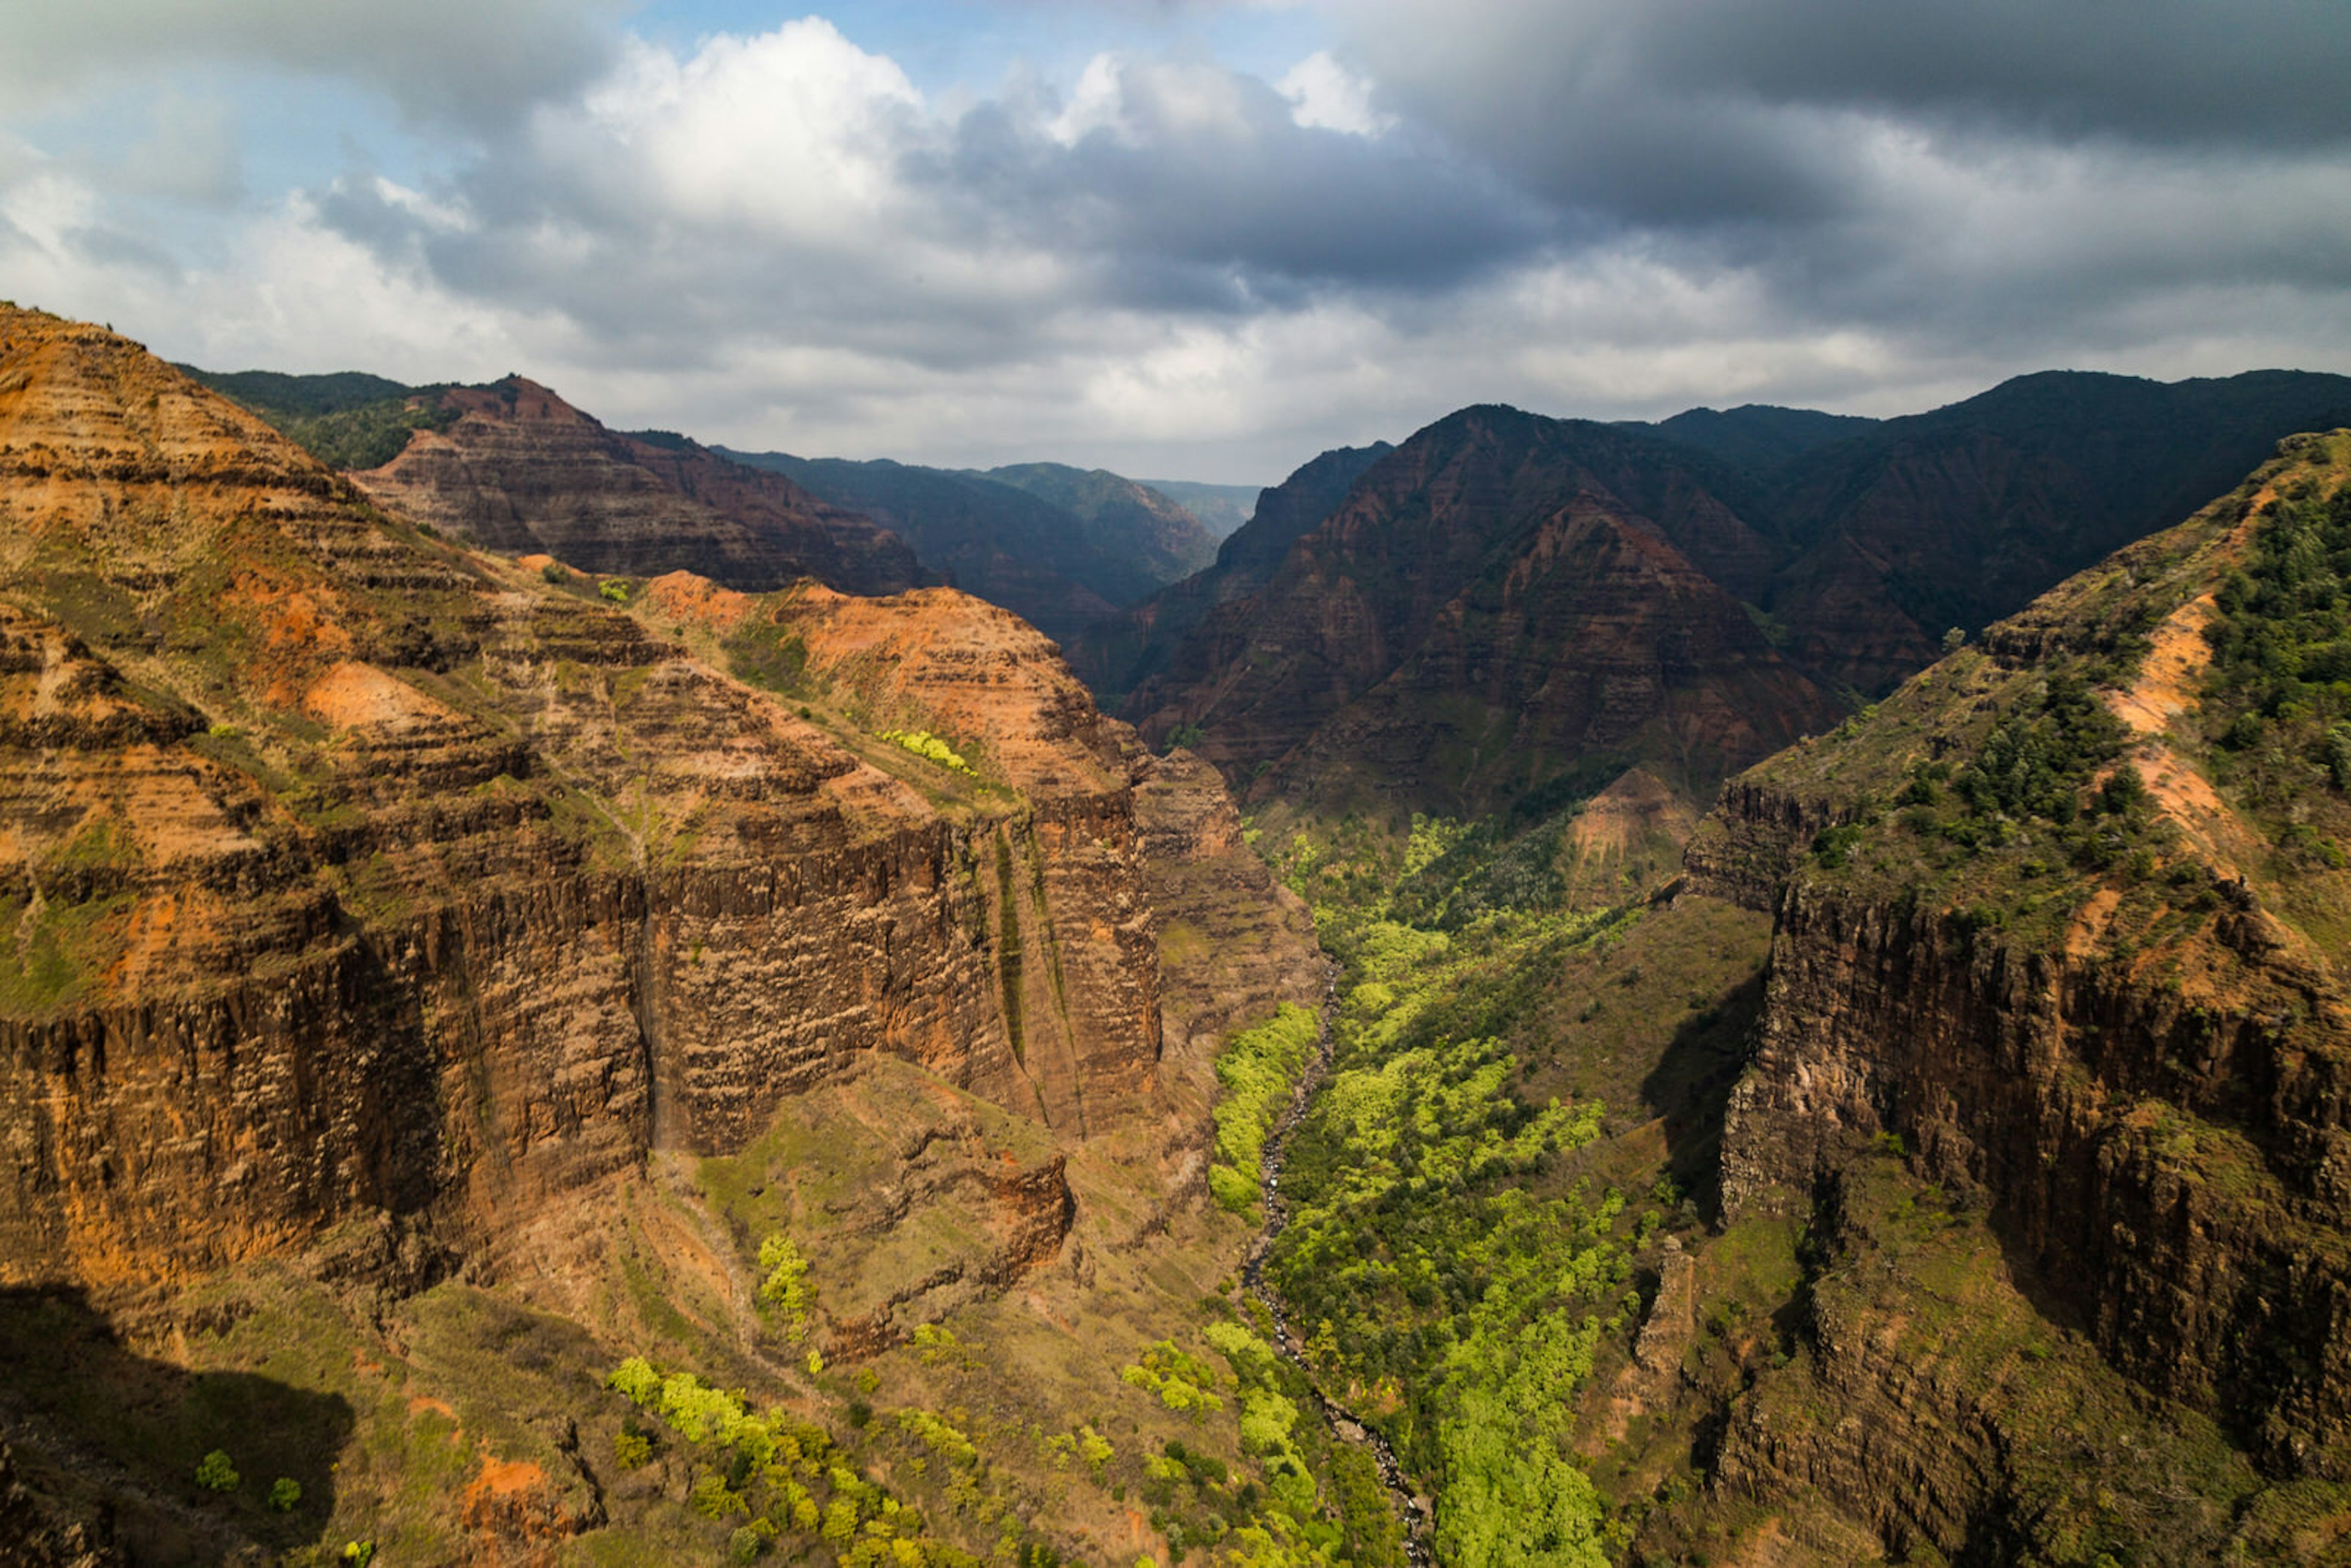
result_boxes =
[1666,430,2351,1555]
[1122,407,1841,819]
[350,378,928,595]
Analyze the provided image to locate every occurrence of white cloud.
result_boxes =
[1277,51,1392,137]
[1,4,2347,484]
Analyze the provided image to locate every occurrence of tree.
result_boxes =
[195,1450,238,1493]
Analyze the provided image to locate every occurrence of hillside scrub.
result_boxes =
[1209,1004,1321,1212]
[1261,812,1643,1567]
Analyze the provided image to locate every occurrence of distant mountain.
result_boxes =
[719,450,1219,645]
[1123,408,1841,818]
[179,365,413,414]
[1111,370,2351,826]
[178,363,460,469]
[182,367,929,595]
[1068,442,1393,702]
[1761,369,2351,691]
[1135,479,1259,539]
[1620,403,1880,475]
[351,379,928,594]
[977,463,1218,584]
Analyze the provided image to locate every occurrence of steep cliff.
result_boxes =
[0,306,1330,1564]
[348,378,927,594]
[0,304,1300,1292]
[1676,430,2351,1555]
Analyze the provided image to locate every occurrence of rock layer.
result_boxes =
[0,308,1293,1303]
[353,379,926,595]
[1708,434,2351,1514]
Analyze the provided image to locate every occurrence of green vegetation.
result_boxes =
[2202,478,2351,840]
[1109,1318,1397,1567]
[1208,1003,1320,1212]
[178,367,462,469]
[756,1234,813,1342]
[881,728,977,775]
[1261,814,1650,1567]
[268,1476,302,1512]
[606,1354,981,1563]
[1120,1341,1225,1422]
[197,1448,239,1493]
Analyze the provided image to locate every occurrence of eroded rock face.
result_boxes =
[352,379,927,595]
[1708,437,2351,1485]
[0,308,1287,1299]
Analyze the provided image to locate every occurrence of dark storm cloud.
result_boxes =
[1309,0,2351,362]
[923,65,1550,299]
[1340,0,2351,228]
[4,2,619,131]
[1647,0,2351,149]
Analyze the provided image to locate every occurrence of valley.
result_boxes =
[6,302,2351,1568]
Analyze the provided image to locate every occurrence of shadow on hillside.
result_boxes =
[1639,969,1769,1226]
[0,1286,352,1566]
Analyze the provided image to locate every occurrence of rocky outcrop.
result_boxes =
[353,380,926,595]
[0,1443,114,1568]
[1680,773,1862,911]
[1129,747,1322,1053]
[0,307,1294,1303]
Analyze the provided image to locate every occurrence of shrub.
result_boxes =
[613,1430,653,1469]
[267,1477,302,1512]
[195,1450,238,1493]
[692,1471,750,1519]
[541,561,569,584]
[756,1235,812,1341]
[599,579,631,604]
[878,728,975,775]
[607,1356,662,1405]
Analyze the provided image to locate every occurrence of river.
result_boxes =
[1240,983,1435,1566]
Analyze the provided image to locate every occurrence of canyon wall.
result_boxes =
[1707,437,2351,1500]
[0,308,1295,1305]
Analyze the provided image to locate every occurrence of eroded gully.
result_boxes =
[1240,981,1434,1566]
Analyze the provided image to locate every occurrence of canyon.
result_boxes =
[14,298,2351,1567]
[0,307,1323,1564]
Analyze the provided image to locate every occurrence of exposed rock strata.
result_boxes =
[0,309,1300,1309]
[1706,435,2351,1532]
[353,379,926,595]
[1125,407,1842,817]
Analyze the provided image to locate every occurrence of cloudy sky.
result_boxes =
[5,1,2349,481]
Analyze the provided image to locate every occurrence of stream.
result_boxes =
[1240,981,1435,1566]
